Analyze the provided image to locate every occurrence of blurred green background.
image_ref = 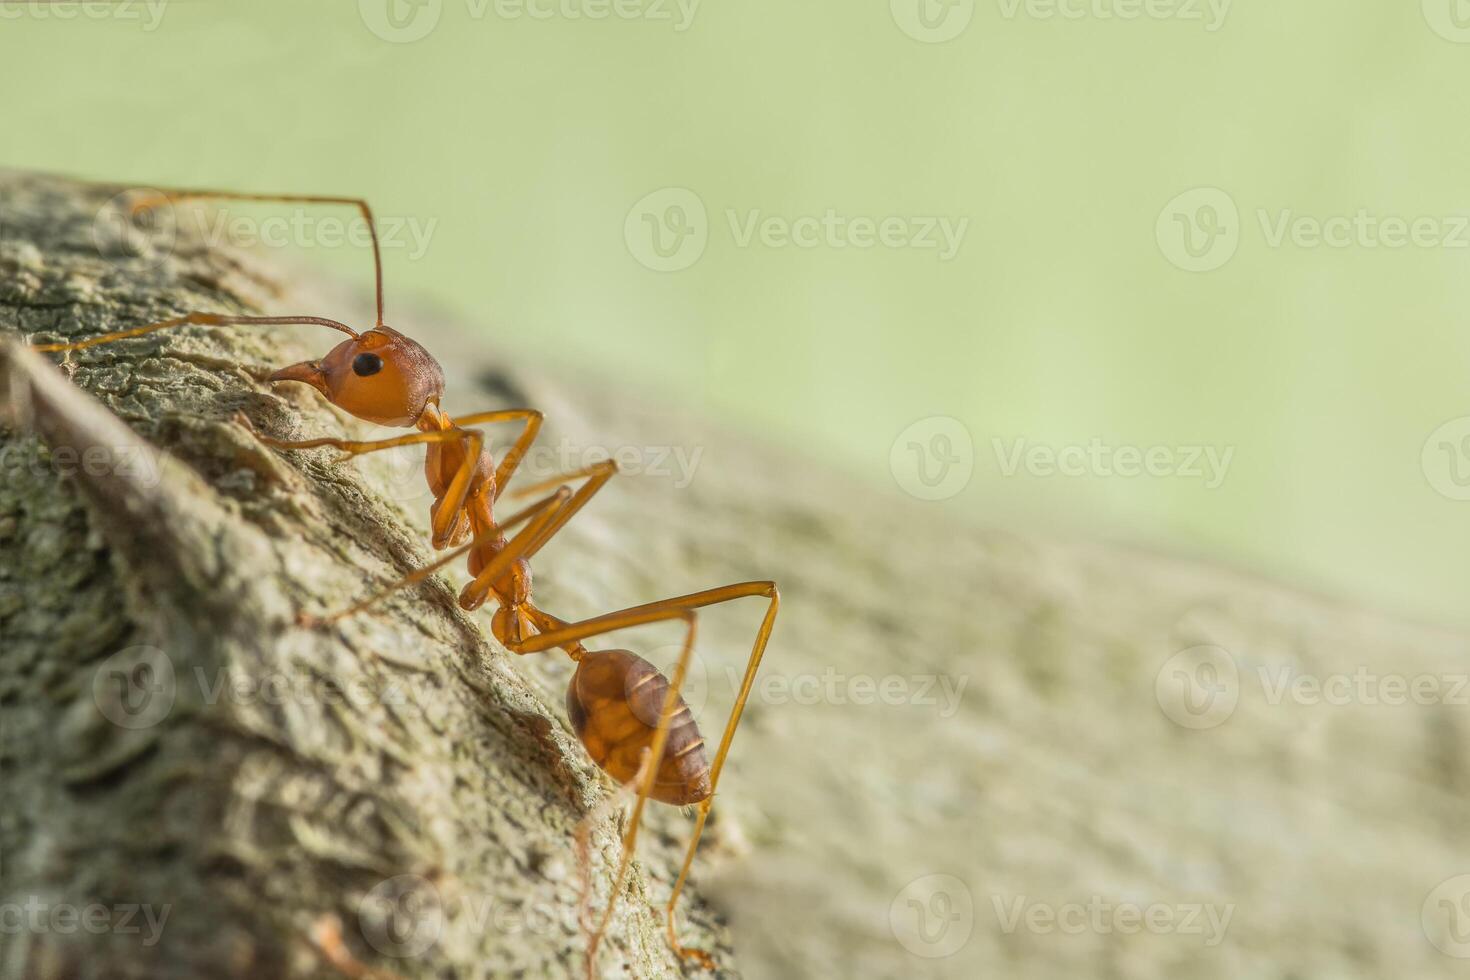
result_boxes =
[1,0,1466,626]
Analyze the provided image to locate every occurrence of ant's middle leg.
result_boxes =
[513,582,780,970]
[454,459,619,612]
[514,603,702,980]
[443,408,543,501]
[298,487,572,628]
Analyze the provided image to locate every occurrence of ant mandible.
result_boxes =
[32,187,780,976]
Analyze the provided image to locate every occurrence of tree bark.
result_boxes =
[0,171,734,979]
[5,169,1470,980]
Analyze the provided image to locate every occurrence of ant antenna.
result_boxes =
[129,188,387,327]
[29,313,358,354]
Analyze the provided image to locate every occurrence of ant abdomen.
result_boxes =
[566,650,712,806]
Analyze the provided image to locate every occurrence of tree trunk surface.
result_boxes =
[0,172,735,980]
[4,171,1470,980]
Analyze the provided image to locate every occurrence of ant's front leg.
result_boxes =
[295,488,572,629]
[234,410,461,459]
[236,410,488,547]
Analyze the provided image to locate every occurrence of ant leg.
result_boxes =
[413,408,544,542]
[451,460,618,613]
[124,188,389,327]
[31,311,358,353]
[250,426,464,458]
[507,583,780,970]
[299,488,571,628]
[516,460,617,560]
[246,420,486,548]
[515,604,700,979]
[443,408,544,501]
[256,408,559,553]
[504,459,615,501]
[309,913,405,980]
[429,409,618,547]
[574,745,657,980]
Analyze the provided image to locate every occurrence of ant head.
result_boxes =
[269,326,444,427]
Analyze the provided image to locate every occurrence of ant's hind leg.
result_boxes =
[574,745,657,980]
[508,582,779,970]
[515,605,700,980]
[309,913,406,980]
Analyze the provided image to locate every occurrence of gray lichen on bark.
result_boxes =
[0,172,733,979]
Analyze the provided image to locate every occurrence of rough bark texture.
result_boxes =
[0,171,735,980]
[4,170,1470,980]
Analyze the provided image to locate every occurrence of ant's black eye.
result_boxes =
[352,352,384,377]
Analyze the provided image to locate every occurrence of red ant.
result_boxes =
[32,187,780,976]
